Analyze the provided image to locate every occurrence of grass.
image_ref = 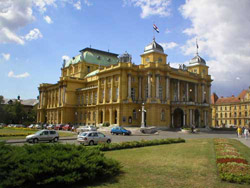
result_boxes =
[77,139,250,188]
[0,128,76,140]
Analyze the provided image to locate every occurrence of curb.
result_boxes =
[4,137,77,144]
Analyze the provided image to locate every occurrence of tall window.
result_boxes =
[109,88,111,101]
[81,95,84,105]
[116,87,119,99]
[90,93,93,104]
[133,109,137,120]
[87,66,90,73]
[77,95,80,105]
[159,85,163,100]
[161,110,165,121]
[145,85,148,99]
[131,88,136,101]
[94,93,97,103]
[86,94,88,104]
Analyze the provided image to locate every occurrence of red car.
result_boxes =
[62,124,72,131]
[55,124,64,130]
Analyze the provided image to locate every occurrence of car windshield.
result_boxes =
[80,132,88,136]
[35,130,44,135]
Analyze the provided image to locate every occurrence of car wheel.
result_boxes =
[33,138,38,143]
[106,139,111,144]
[53,137,58,142]
[89,140,94,146]
[116,133,118,135]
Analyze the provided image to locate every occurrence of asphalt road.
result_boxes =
[7,130,250,148]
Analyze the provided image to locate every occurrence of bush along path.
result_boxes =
[214,138,250,184]
[0,142,121,188]
[95,138,186,151]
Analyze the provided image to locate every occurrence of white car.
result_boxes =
[77,131,111,145]
[76,126,97,134]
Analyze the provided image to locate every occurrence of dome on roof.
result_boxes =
[144,38,164,54]
[119,51,132,63]
[189,54,206,65]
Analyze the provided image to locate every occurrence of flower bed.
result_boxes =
[0,133,33,137]
[214,139,250,184]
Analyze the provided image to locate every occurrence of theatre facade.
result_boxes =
[37,39,212,128]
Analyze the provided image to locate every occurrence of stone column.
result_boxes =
[165,77,169,100]
[111,76,114,103]
[141,104,145,128]
[109,108,113,125]
[63,86,66,105]
[183,113,186,127]
[128,74,131,98]
[202,84,205,103]
[138,76,142,100]
[148,74,151,98]
[186,82,189,102]
[190,109,192,126]
[177,80,180,101]
[97,80,101,104]
[195,84,198,102]
[92,92,94,105]
[208,85,211,104]
[104,79,107,104]
[156,75,159,98]
[59,87,61,106]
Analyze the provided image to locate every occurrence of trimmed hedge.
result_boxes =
[0,142,121,188]
[0,133,33,137]
[96,138,185,151]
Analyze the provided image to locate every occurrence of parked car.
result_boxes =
[34,124,41,129]
[47,124,55,130]
[111,126,131,135]
[55,124,64,130]
[0,123,6,127]
[77,131,111,145]
[28,124,35,128]
[62,124,72,131]
[76,126,97,134]
[26,130,59,143]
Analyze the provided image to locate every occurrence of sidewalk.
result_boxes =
[235,137,250,148]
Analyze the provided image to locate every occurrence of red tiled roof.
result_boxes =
[211,93,218,104]
[215,97,240,104]
[238,90,247,99]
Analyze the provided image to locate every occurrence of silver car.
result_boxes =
[76,126,97,134]
[77,131,111,145]
[26,130,59,143]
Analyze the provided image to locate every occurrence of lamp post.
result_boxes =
[139,103,146,128]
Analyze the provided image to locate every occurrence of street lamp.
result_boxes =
[139,103,146,128]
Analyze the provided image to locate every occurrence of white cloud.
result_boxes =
[73,0,81,10]
[8,71,30,78]
[24,28,43,41]
[160,42,178,50]
[0,0,86,45]
[124,0,171,18]
[236,77,240,80]
[179,0,250,96]
[62,55,70,61]
[2,53,10,61]
[84,0,92,6]
[43,15,53,24]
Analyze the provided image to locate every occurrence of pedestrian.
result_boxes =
[237,127,242,138]
[191,125,195,133]
[244,127,249,140]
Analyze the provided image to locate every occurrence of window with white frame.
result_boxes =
[131,88,136,101]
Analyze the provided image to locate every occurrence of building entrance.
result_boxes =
[173,108,184,128]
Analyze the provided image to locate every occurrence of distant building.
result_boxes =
[3,98,38,113]
[211,88,250,127]
[37,39,212,128]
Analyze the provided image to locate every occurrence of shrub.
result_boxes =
[0,142,121,188]
[96,138,185,151]
[102,122,110,127]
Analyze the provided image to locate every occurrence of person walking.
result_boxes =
[237,127,242,138]
[244,127,249,140]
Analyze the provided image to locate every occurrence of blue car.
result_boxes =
[111,127,131,136]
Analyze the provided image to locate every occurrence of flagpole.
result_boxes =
[153,22,155,40]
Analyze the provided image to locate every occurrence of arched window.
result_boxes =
[161,110,165,121]
[133,109,137,120]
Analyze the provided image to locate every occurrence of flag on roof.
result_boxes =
[153,24,159,33]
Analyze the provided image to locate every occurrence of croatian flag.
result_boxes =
[153,24,159,33]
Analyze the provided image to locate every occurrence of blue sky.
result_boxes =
[1,0,250,100]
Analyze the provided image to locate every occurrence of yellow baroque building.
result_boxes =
[211,89,250,127]
[37,39,212,128]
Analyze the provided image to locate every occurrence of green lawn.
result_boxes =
[79,139,250,188]
[0,128,76,140]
